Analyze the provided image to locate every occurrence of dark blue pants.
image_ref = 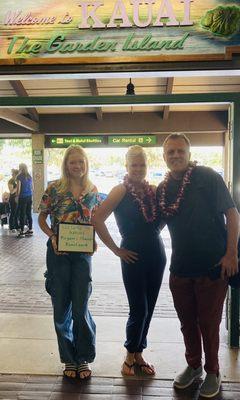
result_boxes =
[46,241,96,365]
[9,196,18,230]
[18,195,32,231]
[121,236,166,353]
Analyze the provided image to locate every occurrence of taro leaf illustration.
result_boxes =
[201,6,240,37]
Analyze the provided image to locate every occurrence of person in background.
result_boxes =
[8,169,19,232]
[38,145,100,380]
[16,163,33,238]
[157,133,239,398]
[0,192,10,227]
[92,145,166,376]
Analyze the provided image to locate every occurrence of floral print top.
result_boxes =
[39,180,101,233]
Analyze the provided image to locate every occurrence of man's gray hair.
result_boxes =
[163,133,191,149]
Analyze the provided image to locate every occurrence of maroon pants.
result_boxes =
[169,273,228,374]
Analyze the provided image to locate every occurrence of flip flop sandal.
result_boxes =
[63,363,77,379]
[121,361,135,376]
[137,363,155,375]
[77,362,92,380]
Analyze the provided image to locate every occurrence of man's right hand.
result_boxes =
[220,252,239,279]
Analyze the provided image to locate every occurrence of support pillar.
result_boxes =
[228,102,240,348]
[31,134,46,212]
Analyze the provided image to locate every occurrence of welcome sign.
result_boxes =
[0,0,240,64]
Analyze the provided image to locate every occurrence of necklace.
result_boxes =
[123,175,157,223]
[159,162,197,218]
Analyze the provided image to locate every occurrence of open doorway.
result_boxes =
[0,138,32,199]
[45,145,225,194]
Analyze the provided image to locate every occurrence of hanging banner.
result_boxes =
[0,0,240,65]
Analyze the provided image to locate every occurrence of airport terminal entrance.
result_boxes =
[0,82,239,357]
[0,0,240,387]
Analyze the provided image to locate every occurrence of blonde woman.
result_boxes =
[92,145,166,376]
[8,168,19,232]
[38,145,100,380]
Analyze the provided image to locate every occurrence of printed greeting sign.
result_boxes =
[57,222,94,253]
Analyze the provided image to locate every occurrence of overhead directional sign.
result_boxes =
[108,135,157,146]
[45,135,157,148]
[45,135,105,148]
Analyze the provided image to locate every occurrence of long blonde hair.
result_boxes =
[58,145,92,193]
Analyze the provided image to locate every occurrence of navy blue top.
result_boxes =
[157,166,235,277]
[114,192,161,241]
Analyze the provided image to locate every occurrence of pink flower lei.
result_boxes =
[159,161,197,218]
[123,175,157,223]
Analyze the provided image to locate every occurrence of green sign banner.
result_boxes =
[45,135,157,147]
[32,149,44,164]
[108,135,157,146]
[45,136,105,148]
[0,0,240,64]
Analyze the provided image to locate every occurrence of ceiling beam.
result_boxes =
[88,79,103,120]
[163,78,174,120]
[39,111,227,135]
[9,80,39,122]
[0,93,234,107]
[0,109,38,131]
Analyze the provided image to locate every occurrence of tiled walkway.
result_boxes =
[0,218,174,317]
[0,281,175,317]
[1,374,240,400]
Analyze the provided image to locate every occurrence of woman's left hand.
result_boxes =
[114,247,138,263]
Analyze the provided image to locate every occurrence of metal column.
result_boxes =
[228,102,240,347]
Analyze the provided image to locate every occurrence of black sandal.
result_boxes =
[137,362,155,375]
[63,363,77,379]
[77,362,92,380]
[121,361,135,376]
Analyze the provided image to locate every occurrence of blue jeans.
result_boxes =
[46,241,96,365]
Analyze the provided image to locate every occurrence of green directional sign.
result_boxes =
[45,135,105,148]
[108,135,157,146]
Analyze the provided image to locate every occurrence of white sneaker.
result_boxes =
[25,230,33,236]
[17,231,25,238]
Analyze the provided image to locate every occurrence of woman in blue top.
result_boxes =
[92,146,166,376]
[16,163,33,238]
